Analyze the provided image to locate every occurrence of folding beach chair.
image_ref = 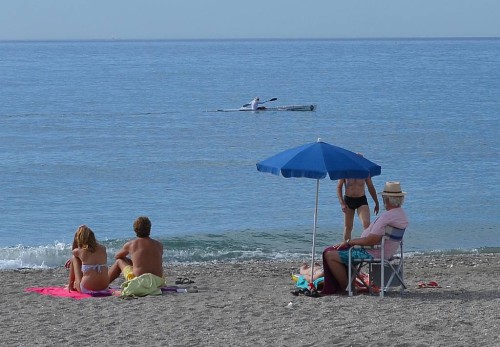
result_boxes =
[347,226,407,298]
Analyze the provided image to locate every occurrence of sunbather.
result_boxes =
[299,261,324,283]
[66,225,109,293]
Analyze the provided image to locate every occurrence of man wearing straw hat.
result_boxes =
[321,181,408,295]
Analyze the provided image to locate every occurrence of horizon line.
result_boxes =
[1,36,499,43]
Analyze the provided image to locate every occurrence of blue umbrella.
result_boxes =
[256,139,381,285]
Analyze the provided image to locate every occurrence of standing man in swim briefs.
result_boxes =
[337,171,380,241]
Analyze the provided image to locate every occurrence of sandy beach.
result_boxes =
[2,253,499,347]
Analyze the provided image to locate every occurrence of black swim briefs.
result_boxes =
[344,195,368,210]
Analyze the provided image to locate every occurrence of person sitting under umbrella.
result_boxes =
[321,181,408,295]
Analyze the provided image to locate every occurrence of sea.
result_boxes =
[1,38,499,269]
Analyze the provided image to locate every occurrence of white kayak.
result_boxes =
[214,104,317,112]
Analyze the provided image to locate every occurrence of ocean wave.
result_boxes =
[1,233,499,270]
[0,242,70,269]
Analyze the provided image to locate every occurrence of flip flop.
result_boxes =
[119,295,138,300]
[418,281,442,288]
[304,288,320,298]
[175,277,195,285]
[427,281,442,288]
[291,288,309,297]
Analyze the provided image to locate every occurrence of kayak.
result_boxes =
[214,104,317,112]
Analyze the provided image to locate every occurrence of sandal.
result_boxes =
[119,295,138,300]
[304,288,320,298]
[175,277,195,285]
[418,281,442,288]
[427,281,441,288]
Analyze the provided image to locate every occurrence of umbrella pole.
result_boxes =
[310,179,320,289]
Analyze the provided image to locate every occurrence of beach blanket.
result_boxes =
[25,287,112,300]
[120,273,166,297]
[25,285,189,300]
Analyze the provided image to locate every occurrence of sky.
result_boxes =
[0,0,499,41]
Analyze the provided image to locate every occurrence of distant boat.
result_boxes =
[214,104,317,112]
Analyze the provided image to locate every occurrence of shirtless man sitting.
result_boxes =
[337,168,379,241]
[108,216,164,283]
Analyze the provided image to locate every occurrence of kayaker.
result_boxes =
[250,97,264,110]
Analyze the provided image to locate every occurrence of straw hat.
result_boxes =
[380,181,407,196]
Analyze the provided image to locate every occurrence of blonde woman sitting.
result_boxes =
[67,225,109,294]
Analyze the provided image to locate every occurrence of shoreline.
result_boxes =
[2,243,500,271]
[2,253,500,346]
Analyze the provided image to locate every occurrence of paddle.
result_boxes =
[242,97,277,107]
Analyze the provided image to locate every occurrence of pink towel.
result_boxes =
[25,287,112,300]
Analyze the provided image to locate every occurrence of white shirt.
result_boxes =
[360,207,408,259]
[250,98,260,110]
